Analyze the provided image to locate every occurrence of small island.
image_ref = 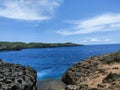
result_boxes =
[0,42,82,51]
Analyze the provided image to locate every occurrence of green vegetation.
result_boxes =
[0,42,82,51]
[0,42,26,51]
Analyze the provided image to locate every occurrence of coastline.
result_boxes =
[0,42,82,52]
[62,51,120,90]
[0,44,120,90]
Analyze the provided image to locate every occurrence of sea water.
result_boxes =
[0,44,120,80]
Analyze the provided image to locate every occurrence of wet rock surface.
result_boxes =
[0,60,37,90]
[62,51,120,90]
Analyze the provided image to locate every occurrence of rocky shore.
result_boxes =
[0,60,37,90]
[62,51,120,90]
[1,50,120,90]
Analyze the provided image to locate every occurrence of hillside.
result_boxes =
[62,51,120,90]
[0,42,81,51]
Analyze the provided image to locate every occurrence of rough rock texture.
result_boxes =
[0,60,37,90]
[62,51,120,90]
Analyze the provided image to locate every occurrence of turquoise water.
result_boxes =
[0,44,120,80]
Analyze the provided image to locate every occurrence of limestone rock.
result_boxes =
[62,51,120,90]
[0,60,37,90]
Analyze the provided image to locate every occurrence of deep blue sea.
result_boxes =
[0,44,120,80]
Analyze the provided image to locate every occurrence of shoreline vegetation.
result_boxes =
[0,42,82,51]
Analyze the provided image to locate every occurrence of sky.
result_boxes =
[0,0,120,45]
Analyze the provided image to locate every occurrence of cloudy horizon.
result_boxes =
[0,0,120,45]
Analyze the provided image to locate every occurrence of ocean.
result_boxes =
[0,44,120,80]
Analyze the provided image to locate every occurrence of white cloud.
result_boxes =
[80,38,112,43]
[0,0,63,20]
[57,13,120,35]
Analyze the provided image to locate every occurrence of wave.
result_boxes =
[37,69,52,79]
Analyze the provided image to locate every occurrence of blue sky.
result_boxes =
[0,0,120,44]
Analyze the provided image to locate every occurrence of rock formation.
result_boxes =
[62,51,120,90]
[0,60,37,90]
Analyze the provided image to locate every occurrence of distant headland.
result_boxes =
[0,42,82,51]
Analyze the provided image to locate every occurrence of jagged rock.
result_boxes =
[0,60,37,90]
[62,51,120,90]
[65,85,78,90]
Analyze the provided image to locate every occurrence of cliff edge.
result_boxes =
[62,51,120,90]
[0,60,37,90]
